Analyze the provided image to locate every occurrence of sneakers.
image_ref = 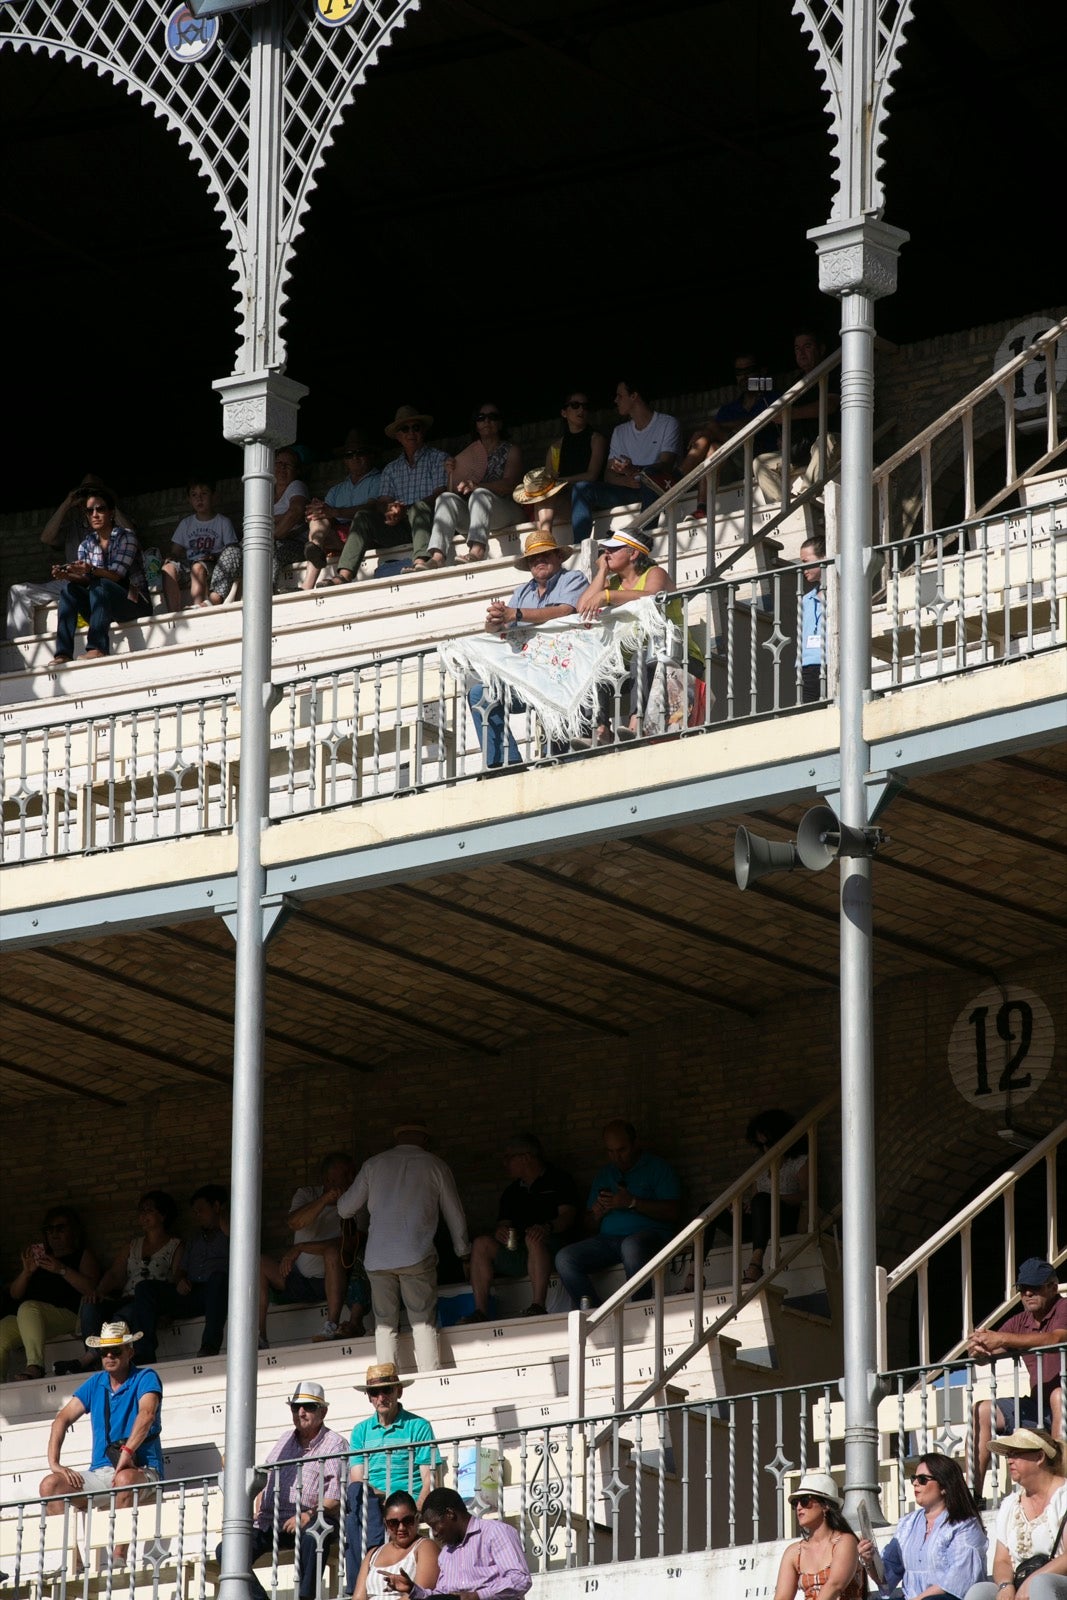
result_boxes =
[258,1334,270,1350]
[53,1360,84,1377]
[321,1319,339,1339]
[520,1303,547,1317]
[457,1310,488,1325]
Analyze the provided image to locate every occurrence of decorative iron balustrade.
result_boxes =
[4,1349,1065,1596]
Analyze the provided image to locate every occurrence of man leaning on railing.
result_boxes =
[968,1258,1067,1503]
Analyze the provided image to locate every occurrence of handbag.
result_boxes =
[1012,1505,1067,1588]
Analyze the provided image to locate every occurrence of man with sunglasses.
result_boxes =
[219,1380,346,1600]
[6,474,136,641]
[967,1257,1066,1500]
[301,426,383,590]
[51,486,152,663]
[343,1360,437,1589]
[330,405,449,582]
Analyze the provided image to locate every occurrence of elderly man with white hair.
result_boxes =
[337,1125,470,1373]
[218,1379,346,1600]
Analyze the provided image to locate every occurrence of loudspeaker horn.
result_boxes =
[796,804,873,871]
[734,827,798,891]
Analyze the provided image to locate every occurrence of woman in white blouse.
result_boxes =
[964,1429,1067,1600]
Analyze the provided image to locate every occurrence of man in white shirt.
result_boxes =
[258,1152,356,1346]
[570,379,681,547]
[337,1125,470,1373]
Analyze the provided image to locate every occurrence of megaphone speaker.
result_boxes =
[796,804,872,871]
[734,826,798,890]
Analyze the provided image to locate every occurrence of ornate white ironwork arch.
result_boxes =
[792,0,915,222]
[0,0,422,370]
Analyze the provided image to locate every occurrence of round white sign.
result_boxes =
[995,316,1067,415]
[948,985,1055,1111]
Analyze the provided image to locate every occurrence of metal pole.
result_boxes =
[217,436,275,1600]
[811,214,906,1523]
[836,284,880,1520]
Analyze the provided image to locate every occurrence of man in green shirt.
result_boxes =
[343,1361,437,1589]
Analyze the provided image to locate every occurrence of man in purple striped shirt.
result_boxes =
[387,1486,531,1599]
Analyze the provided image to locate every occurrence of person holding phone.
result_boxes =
[0,1207,100,1380]
[52,486,152,663]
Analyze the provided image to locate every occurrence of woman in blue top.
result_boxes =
[859,1453,987,1600]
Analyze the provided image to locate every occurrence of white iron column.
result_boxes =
[810,216,906,1521]
[213,380,307,1599]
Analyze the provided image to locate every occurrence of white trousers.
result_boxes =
[754,433,840,505]
[6,579,64,641]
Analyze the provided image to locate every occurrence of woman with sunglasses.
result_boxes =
[858,1455,986,1600]
[963,1429,1067,1600]
[533,392,608,535]
[56,1191,183,1374]
[0,1207,99,1380]
[425,403,522,566]
[352,1490,439,1599]
[774,1472,864,1600]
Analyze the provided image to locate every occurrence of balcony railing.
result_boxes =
[3,486,1064,869]
[4,1349,1064,1596]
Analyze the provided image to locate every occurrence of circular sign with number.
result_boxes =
[948,986,1055,1112]
[995,317,1067,415]
[315,0,360,26]
[164,5,219,64]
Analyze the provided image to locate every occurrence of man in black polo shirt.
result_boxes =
[461,1136,580,1321]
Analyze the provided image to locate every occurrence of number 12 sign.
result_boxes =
[948,985,1054,1111]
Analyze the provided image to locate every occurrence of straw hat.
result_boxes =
[85,1320,142,1349]
[989,1427,1065,1465]
[514,529,572,567]
[788,1471,842,1507]
[357,1361,409,1393]
[384,404,434,440]
[513,469,567,505]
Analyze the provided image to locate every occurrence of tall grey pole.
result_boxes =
[798,0,914,1520]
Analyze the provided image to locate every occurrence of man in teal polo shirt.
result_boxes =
[556,1119,681,1308]
[343,1361,437,1589]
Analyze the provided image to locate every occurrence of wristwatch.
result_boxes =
[515,608,524,623]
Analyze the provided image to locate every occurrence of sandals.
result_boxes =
[411,553,446,571]
[457,544,487,563]
[743,1261,763,1284]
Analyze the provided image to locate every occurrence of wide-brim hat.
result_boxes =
[357,1361,410,1393]
[336,426,376,457]
[85,1320,143,1349]
[598,528,654,555]
[788,1470,842,1507]
[513,469,567,505]
[289,1380,329,1409]
[393,1121,430,1139]
[515,529,572,567]
[990,1427,1060,1460]
[385,405,434,441]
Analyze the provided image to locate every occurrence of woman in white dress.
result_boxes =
[964,1429,1067,1600]
[352,1490,439,1599]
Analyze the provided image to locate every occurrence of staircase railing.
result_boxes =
[627,351,844,580]
[878,1118,1065,1369]
[566,1093,840,1417]
[873,316,1067,549]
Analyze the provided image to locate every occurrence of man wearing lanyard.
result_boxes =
[800,536,827,703]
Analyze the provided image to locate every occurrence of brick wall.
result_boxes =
[4,950,1060,1348]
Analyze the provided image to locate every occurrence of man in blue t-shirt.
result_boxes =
[556,1120,681,1309]
[39,1319,163,1512]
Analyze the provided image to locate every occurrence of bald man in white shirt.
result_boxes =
[337,1125,470,1374]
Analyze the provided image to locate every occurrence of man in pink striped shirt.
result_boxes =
[387,1486,531,1599]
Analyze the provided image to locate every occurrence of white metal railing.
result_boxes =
[879,1119,1065,1367]
[567,1096,840,1417]
[874,316,1066,548]
[874,501,1065,685]
[7,1350,1065,1596]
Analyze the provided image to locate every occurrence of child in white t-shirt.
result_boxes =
[162,481,237,611]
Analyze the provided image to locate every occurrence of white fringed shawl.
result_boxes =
[438,596,667,746]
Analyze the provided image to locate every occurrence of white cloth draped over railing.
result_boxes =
[438,595,669,746]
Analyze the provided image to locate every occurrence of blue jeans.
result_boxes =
[217,1522,338,1600]
[55,577,152,657]
[555,1230,669,1308]
[467,683,570,769]
[344,1480,386,1590]
[570,481,660,545]
[131,1272,229,1358]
